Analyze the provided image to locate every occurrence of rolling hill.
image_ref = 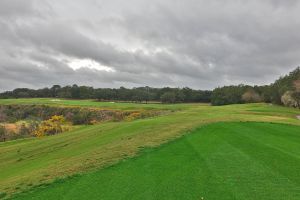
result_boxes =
[0,99,300,199]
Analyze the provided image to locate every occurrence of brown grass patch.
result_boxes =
[4,123,19,133]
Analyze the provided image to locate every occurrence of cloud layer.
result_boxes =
[0,0,300,91]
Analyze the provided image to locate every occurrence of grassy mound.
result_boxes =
[11,122,300,200]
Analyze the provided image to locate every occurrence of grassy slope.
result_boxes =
[0,99,300,197]
[11,122,300,200]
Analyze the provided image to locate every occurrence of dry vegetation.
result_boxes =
[0,104,161,142]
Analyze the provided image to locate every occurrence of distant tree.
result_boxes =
[57,86,72,98]
[131,89,149,103]
[143,86,151,103]
[291,91,300,108]
[71,84,80,99]
[79,86,94,99]
[51,85,61,97]
[196,90,212,103]
[96,88,115,101]
[176,90,186,102]
[281,91,298,108]
[0,85,214,103]
[36,88,52,98]
[211,85,246,106]
[116,87,130,101]
[269,67,300,104]
[161,92,176,103]
[242,89,262,103]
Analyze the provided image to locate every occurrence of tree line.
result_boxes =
[211,67,300,107]
[1,67,300,107]
[0,86,212,103]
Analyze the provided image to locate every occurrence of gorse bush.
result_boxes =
[124,111,158,121]
[34,115,66,137]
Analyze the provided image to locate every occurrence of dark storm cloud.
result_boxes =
[0,0,300,91]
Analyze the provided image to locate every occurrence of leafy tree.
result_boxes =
[117,87,132,101]
[71,84,81,99]
[79,86,93,99]
[211,85,246,105]
[281,91,298,108]
[57,86,72,98]
[51,85,61,97]
[291,91,300,108]
[176,90,186,102]
[269,67,300,104]
[242,89,262,103]
[161,92,176,103]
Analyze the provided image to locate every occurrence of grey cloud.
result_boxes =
[0,0,300,91]
[0,0,35,17]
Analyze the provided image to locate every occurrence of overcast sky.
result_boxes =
[0,0,300,91]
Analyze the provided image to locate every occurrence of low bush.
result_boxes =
[0,105,160,142]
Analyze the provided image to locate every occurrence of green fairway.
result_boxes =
[10,122,300,200]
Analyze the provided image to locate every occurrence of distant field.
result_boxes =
[11,122,300,200]
[1,99,300,199]
[0,98,192,111]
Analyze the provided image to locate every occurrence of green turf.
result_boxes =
[1,100,300,198]
[10,122,300,200]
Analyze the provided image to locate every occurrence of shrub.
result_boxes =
[112,112,125,122]
[125,112,141,121]
[0,125,6,142]
[34,115,66,137]
[72,111,91,125]
[19,123,30,137]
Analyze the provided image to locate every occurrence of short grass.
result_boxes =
[10,122,300,200]
[0,99,300,198]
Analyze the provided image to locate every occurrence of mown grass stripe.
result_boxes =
[9,122,300,200]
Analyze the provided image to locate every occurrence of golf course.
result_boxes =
[1,99,300,199]
[2,0,300,198]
